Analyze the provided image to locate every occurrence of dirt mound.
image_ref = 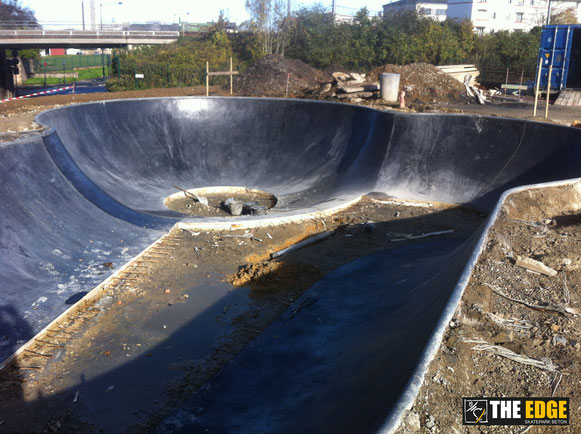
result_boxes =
[367,63,469,104]
[228,261,323,291]
[234,54,331,98]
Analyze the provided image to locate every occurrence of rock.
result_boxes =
[242,201,268,216]
[332,71,350,82]
[347,98,363,103]
[515,256,558,276]
[493,331,514,344]
[319,83,332,92]
[338,83,380,93]
[363,222,376,233]
[336,92,374,99]
[349,72,366,83]
[405,411,421,431]
[338,84,365,93]
[426,414,436,429]
[552,335,567,346]
[365,83,380,91]
[571,120,581,128]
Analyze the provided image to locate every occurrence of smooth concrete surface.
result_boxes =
[1,97,580,432]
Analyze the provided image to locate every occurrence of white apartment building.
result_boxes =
[383,0,581,33]
[447,0,549,34]
[383,0,448,22]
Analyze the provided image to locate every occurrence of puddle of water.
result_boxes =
[57,281,250,431]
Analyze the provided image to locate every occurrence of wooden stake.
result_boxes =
[545,64,553,119]
[206,61,209,97]
[533,57,543,117]
[504,68,509,95]
[230,57,233,95]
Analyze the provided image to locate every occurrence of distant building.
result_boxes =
[383,0,581,33]
[122,22,180,31]
[48,48,66,56]
[383,0,448,22]
[447,0,549,34]
[180,22,237,33]
[333,13,358,23]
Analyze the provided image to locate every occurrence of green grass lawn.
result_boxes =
[23,67,106,86]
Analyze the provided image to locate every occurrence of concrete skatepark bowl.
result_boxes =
[1,97,580,432]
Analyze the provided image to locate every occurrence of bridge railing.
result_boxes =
[0,30,179,39]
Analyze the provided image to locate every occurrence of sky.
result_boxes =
[21,0,387,28]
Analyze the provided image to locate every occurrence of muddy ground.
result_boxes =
[0,197,484,432]
[397,184,581,433]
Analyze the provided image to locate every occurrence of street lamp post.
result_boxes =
[179,12,190,37]
[100,1,122,30]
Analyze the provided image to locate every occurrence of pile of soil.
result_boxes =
[367,63,470,105]
[228,261,323,290]
[234,54,331,98]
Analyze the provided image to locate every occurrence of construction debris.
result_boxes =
[388,229,454,242]
[270,231,333,259]
[514,256,558,276]
[223,198,243,216]
[463,74,486,105]
[436,64,480,85]
[464,338,558,371]
[483,283,579,316]
[173,185,208,207]
[366,63,471,105]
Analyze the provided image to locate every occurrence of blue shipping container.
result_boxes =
[538,24,581,90]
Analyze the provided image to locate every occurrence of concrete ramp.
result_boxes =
[1,97,580,431]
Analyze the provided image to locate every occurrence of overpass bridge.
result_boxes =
[0,30,179,97]
[0,29,179,49]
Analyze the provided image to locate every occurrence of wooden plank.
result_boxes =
[573,91,581,106]
[207,71,239,76]
[501,84,528,90]
[561,90,573,106]
[555,91,567,106]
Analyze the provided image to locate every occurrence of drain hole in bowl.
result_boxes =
[165,186,278,217]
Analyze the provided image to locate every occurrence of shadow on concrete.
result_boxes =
[0,210,483,433]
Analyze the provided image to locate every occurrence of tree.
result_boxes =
[0,0,39,29]
[244,0,290,56]
[550,7,579,25]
